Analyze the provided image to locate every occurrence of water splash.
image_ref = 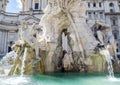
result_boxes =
[20,48,28,76]
[108,77,120,82]
[100,48,114,78]
[0,51,17,65]
[0,51,17,76]
[0,76,30,85]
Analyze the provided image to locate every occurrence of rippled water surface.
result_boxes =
[0,73,120,85]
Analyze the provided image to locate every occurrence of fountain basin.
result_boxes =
[0,73,120,85]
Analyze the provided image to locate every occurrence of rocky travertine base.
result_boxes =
[9,44,45,75]
[113,61,120,73]
[9,43,109,75]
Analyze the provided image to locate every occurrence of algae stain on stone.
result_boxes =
[89,53,106,72]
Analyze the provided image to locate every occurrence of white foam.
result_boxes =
[108,77,120,82]
[0,76,30,85]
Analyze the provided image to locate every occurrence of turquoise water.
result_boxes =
[0,73,120,85]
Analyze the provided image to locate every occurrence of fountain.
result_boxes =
[5,0,119,75]
[0,0,119,80]
[0,0,120,85]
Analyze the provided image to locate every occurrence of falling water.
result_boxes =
[62,32,72,53]
[100,49,114,78]
[20,48,28,76]
[62,33,68,52]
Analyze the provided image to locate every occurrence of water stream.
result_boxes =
[100,48,114,78]
[20,48,28,76]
